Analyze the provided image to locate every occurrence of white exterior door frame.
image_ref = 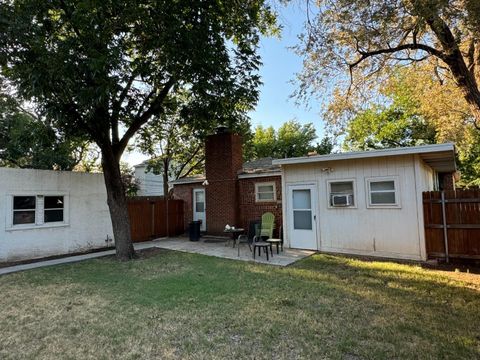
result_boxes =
[193,188,206,231]
[287,183,319,250]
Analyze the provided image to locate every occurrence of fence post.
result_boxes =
[441,191,449,263]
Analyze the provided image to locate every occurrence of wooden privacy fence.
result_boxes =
[423,190,480,261]
[127,197,184,242]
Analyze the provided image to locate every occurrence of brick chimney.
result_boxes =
[205,127,243,234]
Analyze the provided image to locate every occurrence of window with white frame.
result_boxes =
[10,194,66,228]
[328,180,355,207]
[13,196,36,225]
[367,178,399,207]
[44,196,65,222]
[255,182,276,202]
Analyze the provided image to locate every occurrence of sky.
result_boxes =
[124,3,326,166]
[248,3,326,131]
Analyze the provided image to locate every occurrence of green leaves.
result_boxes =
[0,0,275,150]
[248,120,333,159]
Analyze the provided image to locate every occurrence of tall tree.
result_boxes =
[248,120,332,159]
[0,83,87,170]
[342,65,480,186]
[297,0,480,130]
[0,0,275,260]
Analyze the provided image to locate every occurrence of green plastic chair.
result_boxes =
[259,212,275,239]
[252,212,275,260]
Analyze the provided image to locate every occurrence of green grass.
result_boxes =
[0,249,479,359]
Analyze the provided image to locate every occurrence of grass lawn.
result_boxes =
[0,249,479,359]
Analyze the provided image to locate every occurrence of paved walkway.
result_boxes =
[154,237,315,266]
[0,238,314,276]
[0,241,159,276]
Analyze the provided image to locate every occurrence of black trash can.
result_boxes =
[189,221,201,241]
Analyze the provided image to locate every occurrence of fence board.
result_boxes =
[423,190,480,260]
[127,197,184,242]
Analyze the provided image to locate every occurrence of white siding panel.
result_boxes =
[283,155,425,260]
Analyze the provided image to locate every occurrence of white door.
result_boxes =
[193,189,206,231]
[288,184,317,250]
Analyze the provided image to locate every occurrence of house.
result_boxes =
[171,127,282,234]
[133,161,165,196]
[172,128,456,261]
[274,144,456,260]
[0,167,113,262]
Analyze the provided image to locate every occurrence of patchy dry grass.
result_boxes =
[0,249,479,359]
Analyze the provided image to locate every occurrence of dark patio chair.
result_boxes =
[266,226,283,254]
[252,212,274,261]
[236,220,260,256]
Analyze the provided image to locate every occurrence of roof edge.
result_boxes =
[272,143,455,166]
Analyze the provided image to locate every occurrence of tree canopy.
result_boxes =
[0,83,87,170]
[341,65,480,187]
[297,0,480,130]
[0,0,275,259]
[248,120,333,159]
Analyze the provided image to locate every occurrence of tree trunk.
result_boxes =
[163,158,170,199]
[443,52,480,126]
[424,13,480,127]
[101,146,135,260]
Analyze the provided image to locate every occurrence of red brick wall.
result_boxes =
[172,183,203,232]
[205,132,243,234]
[238,176,283,238]
[172,132,283,237]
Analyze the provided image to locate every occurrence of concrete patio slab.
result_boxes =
[153,237,315,266]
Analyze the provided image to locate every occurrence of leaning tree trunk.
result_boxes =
[101,147,135,260]
[425,13,480,128]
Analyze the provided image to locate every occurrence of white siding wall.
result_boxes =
[134,165,164,196]
[282,154,435,260]
[0,168,113,262]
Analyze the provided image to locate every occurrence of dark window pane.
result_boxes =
[44,209,64,222]
[13,211,35,224]
[13,196,35,210]
[330,182,353,193]
[371,192,396,204]
[45,196,64,209]
[195,202,204,213]
[293,210,312,230]
[370,181,395,191]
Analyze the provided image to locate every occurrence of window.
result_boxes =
[9,194,67,229]
[328,180,355,207]
[255,182,276,202]
[367,178,399,207]
[13,196,36,225]
[44,196,64,222]
[292,189,312,230]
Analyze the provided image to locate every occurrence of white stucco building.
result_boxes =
[0,168,113,262]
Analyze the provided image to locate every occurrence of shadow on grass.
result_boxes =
[3,249,479,359]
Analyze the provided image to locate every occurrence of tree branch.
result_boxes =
[111,72,137,145]
[115,78,175,159]
[349,42,445,70]
[174,145,202,179]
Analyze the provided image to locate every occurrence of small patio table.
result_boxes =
[223,228,245,256]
